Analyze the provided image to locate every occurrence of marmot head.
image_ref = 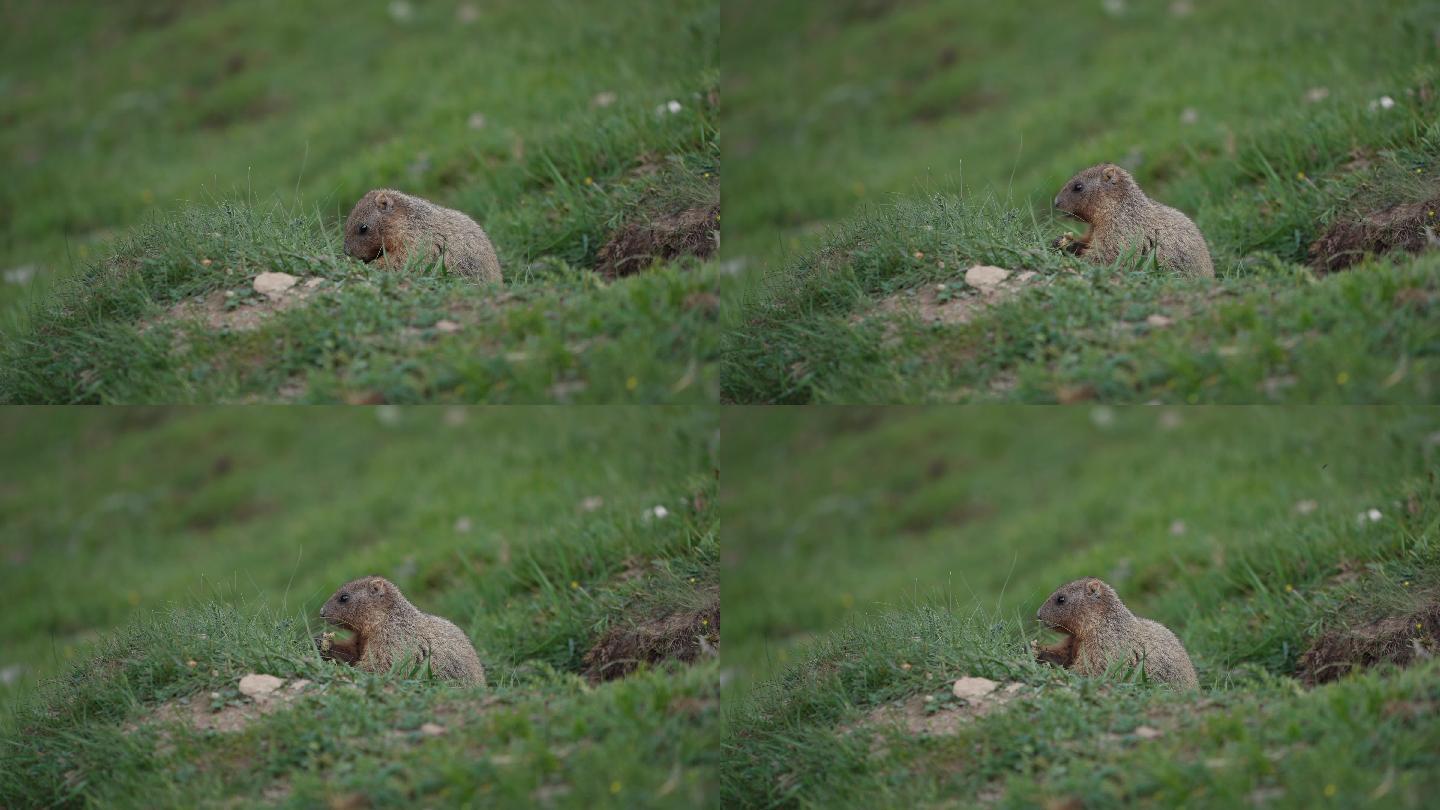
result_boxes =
[1036,577,1117,636]
[321,575,401,632]
[1053,164,1136,223]
[343,189,404,263]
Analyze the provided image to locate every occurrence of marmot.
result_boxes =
[343,189,503,283]
[1051,163,1214,278]
[317,575,485,685]
[1033,577,1199,688]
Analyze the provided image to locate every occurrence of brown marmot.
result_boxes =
[1051,163,1214,278]
[1033,577,1199,688]
[343,189,503,283]
[317,575,486,685]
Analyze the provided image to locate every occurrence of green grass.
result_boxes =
[721,406,1440,807]
[0,407,719,807]
[721,0,1440,403]
[0,0,718,403]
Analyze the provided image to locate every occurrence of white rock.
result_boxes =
[238,673,284,700]
[253,272,298,299]
[435,319,461,334]
[964,264,1011,293]
[420,722,447,736]
[1147,314,1174,328]
[951,676,999,700]
[3,264,36,285]
[1134,725,1162,739]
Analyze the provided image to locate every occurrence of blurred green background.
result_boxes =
[721,0,1438,269]
[721,406,1440,696]
[0,0,715,312]
[0,405,717,700]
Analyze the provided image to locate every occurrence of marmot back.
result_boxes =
[1052,163,1214,278]
[318,575,485,685]
[1034,577,1198,688]
[344,189,503,284]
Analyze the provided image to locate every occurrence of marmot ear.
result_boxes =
[1085,578,1103,597]
[369,577,387,594]
[375,191,393,211]
[1101,166,1118,184]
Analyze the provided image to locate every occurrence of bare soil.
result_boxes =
[595,205,719,278]
[1308,194,1440,273]
[1295,592,1440,685]
[582,585,719,682]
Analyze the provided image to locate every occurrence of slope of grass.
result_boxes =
[721,406,1440,807]
[1,0,718,403]
[0,407,719,807]
[721,0,1440,403]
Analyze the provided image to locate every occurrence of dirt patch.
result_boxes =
[141,277,325,334]
[124,676,314,739]
[857,266,1039,331]
[1308,194,1440,273]
[1295,594,1440,685]
[582,585,719,682]
[837,678,1026,760]
[595,205,719,278]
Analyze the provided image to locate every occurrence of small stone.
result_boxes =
[287,679,311,692]
[253,272,298,299]
[1295,499,1319,515]
[420,722,447,736]
[435,319,461,334]
[454,516,473,534]
[964,264,1011,293]
[951,676,999,700]
[304,277,323,289]
[592,91,617,108]
[467,112,487,130]
[580,496,604,512]
[238,673,284,700]
[1146,314,1174,328]
[1134,725,1162,739]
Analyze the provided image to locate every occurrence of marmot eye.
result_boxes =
[357,224,369,234]
[1056,594,1066,605]
[1071,183,1083,193]
[338,593,350,603]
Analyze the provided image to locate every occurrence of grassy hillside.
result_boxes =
[721,0,1440,403]
[721,407,1440,807]
[0,0,718,403]
[0,407,719,807]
